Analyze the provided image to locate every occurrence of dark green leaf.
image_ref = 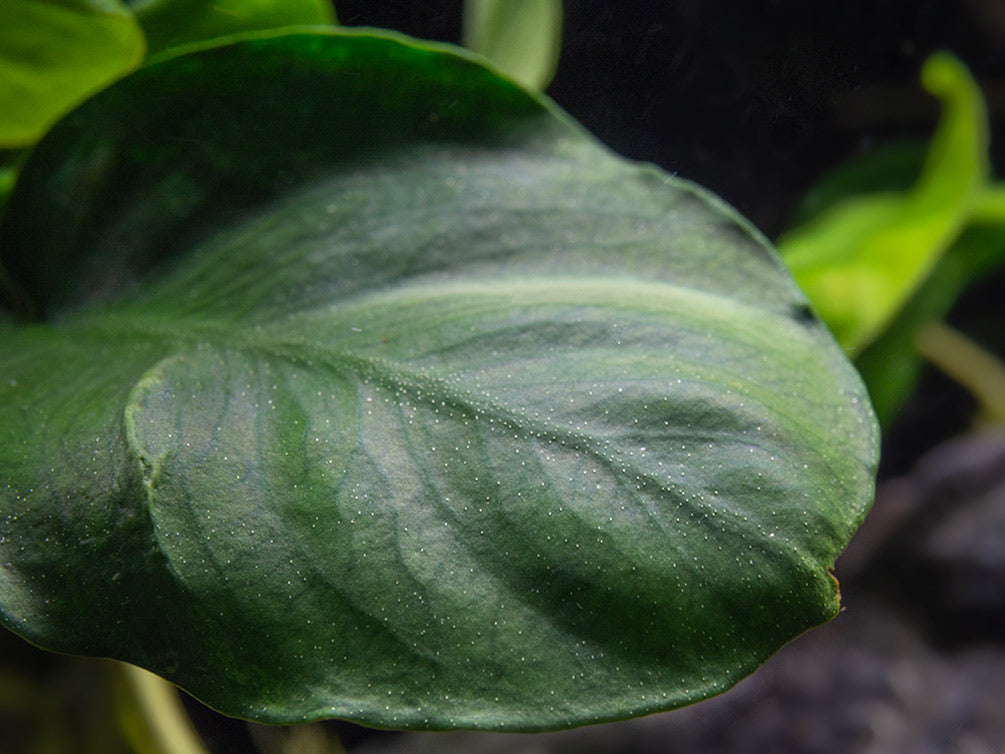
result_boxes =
[0,30,878,731]
[127,0,336,57]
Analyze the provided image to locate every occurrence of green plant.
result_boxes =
[0,0,335,151]
[778,53,1005,427]
[463,0,563,91]
[0,0,877,741]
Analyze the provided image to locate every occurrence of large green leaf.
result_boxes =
[0,30,878,731]
[0,0,145,148]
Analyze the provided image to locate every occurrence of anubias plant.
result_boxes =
[0,27,878,731]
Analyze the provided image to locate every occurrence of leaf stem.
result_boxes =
[117,663,211,754]
[247,721,347,754]
[916,320,1005,424]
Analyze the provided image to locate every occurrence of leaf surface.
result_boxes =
[0,0,145,148]
[0,30,877,731]
[128,0,336,57]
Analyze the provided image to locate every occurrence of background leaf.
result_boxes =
[0,30,877,731]
[855,222,1005,425]
[126,0,336,57]
[0,0,145,148]
[777,61,1005,427]
[463,0,562,91]
[778,53,988,351]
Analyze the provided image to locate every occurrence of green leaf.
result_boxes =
[0,30,877,731]
[778,53,988,352]
[463,0,562,91]
[855,222,1005,426]
[126,0,335,57]
[776,57,1005,425]
[785,141,926,228]
[0,0,145,148]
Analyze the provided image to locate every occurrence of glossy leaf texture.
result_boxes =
[0,30,878,731]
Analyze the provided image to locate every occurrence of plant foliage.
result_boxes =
[0,29,877,731]
[779,53,1005,425]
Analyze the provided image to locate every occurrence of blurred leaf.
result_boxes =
[855,222,1005,426]
[117,664,211,754]
[127,0,336,57]
[0,629,135,754]
[247,721,346,754]
[0,161,16,211]
[0,30,877,730]
[778,55,1005,426]
[971,183,1005,222]
[786,141,925,227]
[463,0,562,91]
[0,156,20,317]
[915,320,1005,424]
[779,53,988,351]
[0,0,145,148]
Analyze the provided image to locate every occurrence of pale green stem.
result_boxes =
[247,721,346,754]
[916,320,1005,424]
[119,663,212,754]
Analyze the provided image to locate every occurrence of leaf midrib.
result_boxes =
[51,273,857,558]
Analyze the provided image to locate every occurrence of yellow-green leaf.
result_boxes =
[463,0,562,91]
[779,53,988,352]
[0,0,144,148]
[129,0,336,57]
